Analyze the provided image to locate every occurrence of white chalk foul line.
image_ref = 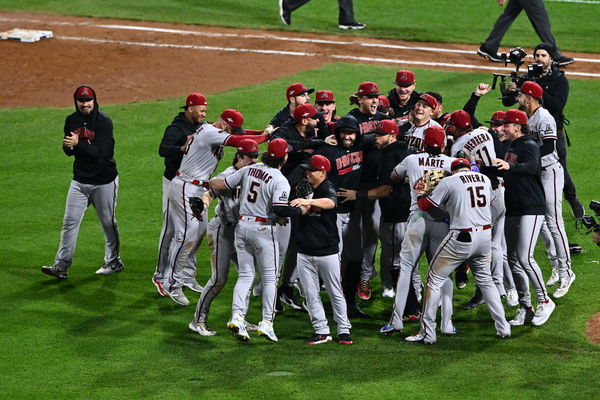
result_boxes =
[2,15,600,64]
[56,35,600,78]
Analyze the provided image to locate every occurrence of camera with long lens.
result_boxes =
[576,200,600,247]
[491,47,546,91]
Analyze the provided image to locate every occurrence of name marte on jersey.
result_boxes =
[463,133,491,152]
[247,167,273,183]
[418,156,446,168]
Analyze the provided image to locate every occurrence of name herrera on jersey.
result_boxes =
[248,167,273,183]
[458,173,485,184]
[418,157,446,168]
[463,133,491,152]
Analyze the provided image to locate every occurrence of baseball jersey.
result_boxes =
[427,170,492,230]
[399,119,442,153]
[527,106,559,168]
[394,153,455,211]
[224,163,291,220]
[450,127,497,167]
[178,123,231,181]
[212,166,242,225]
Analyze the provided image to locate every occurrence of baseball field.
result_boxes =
[1,1,600,399]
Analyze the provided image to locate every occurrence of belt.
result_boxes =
[459,225,491,232]
[541,162,559,172]
[176,171,209,188]
[239,215,269,223]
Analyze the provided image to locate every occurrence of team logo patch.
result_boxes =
[279,191,288,201]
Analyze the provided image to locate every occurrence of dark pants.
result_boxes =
[483,0,556,53]
[283,0,356,24]
[557,129,577,201]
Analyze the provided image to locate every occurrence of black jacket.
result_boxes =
[387,88,422,119]
[376,141,411,223]
[272,122,323,177]
[159,112,201,180]
[63,86,117,185]
[270,104,330,139]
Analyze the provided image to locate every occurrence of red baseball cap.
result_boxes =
[486,111,506,125]
[221,109,245,134]
[306,155,331,172]
[236,138,259,156]
[356,81,380,97]
[418,93,439,110]
[268,138,290,158]
[377,95,391,110]
[448,110,472,129]
[394,70,415,85]
[373,119,399,136]
[293,104,322,121]
[502,109,528,125]
[315,90,335,103]
[424,125,445,148]
[451,158,471,171]
[75,86,95,100]
[286,82,314,100]
[519,81,543,100]
[183,93,207,108]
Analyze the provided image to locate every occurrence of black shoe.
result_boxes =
[280,291,303,311]
[455,268,469,290]
[279,0,291,25]
[568,198,585,219]
[555,55,575,67]
[338,333,353,344]
[569,242,585,254]
[347,304,370,319]
[41,265,68,279]
[305,333,332,345]
[339,22,366,30]
[477,44,503,62]
[461,295,485,310]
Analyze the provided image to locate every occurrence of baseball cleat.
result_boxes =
[358,280,372,300]
[279,289,303,311]
[380,323,402,335]
[244,320,259,332]
[257,320,278,342]
[183,280,203,293]
[546,268,559,286]
[152,276,167,296]
[95,259,124,275]
[405,332,434,344]
[497,331,511,339]
[228,314,250,341]
[279,0,291,25]
[442,325,459,336]
[338,333,353,345]
[164,287,190,306]
[477,45,503,62]
[461,296,485,310]
[189,321,217,336]
[402,312,422,323]
[509,307,535,326]
[305,333,332,345]
[382,288,395,298]
[532,299,556,326]
[553,273,576,299]
[556,55,575,67]
[338,22,366,30]
[41,265,68,280]
[505,289,519,307]
[347,304,370,319]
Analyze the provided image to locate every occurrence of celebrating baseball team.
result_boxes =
[42,41,583,345]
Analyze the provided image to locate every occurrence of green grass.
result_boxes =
[1,63,600,399]
[1,0,599,52]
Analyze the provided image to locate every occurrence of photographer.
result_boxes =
[501,42,584,219]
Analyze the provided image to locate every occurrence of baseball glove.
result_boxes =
[421,169,446,194]
[189,196,205,220]
[295,178,314,199]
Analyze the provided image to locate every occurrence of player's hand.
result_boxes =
[475,83,491,97]
[337,188,357,203]
[290,198,311,208]
[264,125,276,136]
[181,135,193,152]
[324,135,337,146]
[494,158,510,170]
[63,131,79,149]
[496,0,505,6]
[414,178,427,195]
[299,204,310,215]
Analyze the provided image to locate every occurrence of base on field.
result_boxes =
[0,28,53,42]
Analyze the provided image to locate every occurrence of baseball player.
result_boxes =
[516,81,575,298]
[269,82,327,137]
[399,93,443,154]
[314,90,339,136]
[152,107,269,306]
[156,93,206,294]
[290,155,353,345]
[188,139,260,336]
[406,158,511,344]
[42,86,123,279]
[386,70,422,120]
[381,125,456,335]
[279,0,365,29]
[493,109,555,326]
[210,138,299,342]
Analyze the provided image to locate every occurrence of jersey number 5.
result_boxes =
[247,181,260,203]
[467,186,487,208]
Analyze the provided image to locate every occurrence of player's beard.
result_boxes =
[305,124,316,136]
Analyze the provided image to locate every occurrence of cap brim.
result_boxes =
[394,81,414,86]
[485,119,503,125]
[301,163,319,171]
[77,97,94,101]
[239,152,260,157]
[373,129,391,135]
[315,99,335,104]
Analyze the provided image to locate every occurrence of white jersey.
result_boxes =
[428,170,492,230]
[213,166,242,225]
[178,123,231,181]
[527,106,558,168]
[394,152,455,211]
[401,119,443,153]
[451,127,497,167]
[224,163,290,221]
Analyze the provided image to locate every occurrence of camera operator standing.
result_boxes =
[502,42,584,219]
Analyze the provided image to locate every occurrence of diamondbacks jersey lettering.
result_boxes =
[394,153,455,210]
[428,171,492,230]
[401,119,442,153]
[178,123,231,180]
[225,163,290,220]
[451,127,497,167]
[213,166,242,224]
[527,106,559,168]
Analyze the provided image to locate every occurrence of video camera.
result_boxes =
[491,47,545,91]
[576,200,600,247]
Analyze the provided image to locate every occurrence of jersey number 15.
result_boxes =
[467,186,487,208]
